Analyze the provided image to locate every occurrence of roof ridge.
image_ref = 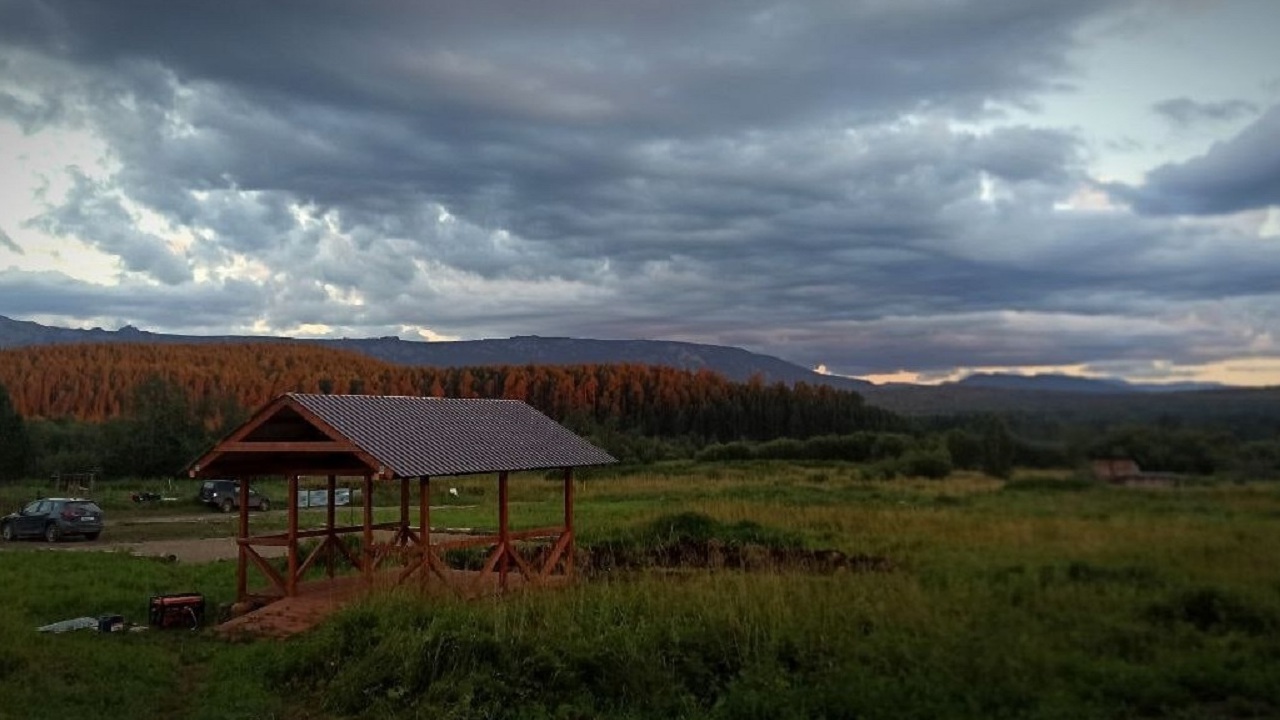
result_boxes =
[287,392,522,402]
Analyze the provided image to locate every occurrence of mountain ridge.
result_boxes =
[0,314,867,390]
[3,315,1269,422]
[954,372,1227,394]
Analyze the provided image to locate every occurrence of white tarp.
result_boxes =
[295,488,352,508]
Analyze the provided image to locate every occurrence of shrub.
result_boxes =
[695,442,756,462]
[897,447,953,479]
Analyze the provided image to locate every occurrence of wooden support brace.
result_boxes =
[297,534,344,578]
[243,545,287,596]
[539,531,574,578]
[397,547,427,584]
[471,543,506,595]
[506,546,538,585]
[331,534,362,570]
[426,548,454,584]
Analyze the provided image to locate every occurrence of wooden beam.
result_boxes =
[539,531,573,578]
[297,534,333,578]
[398,552,426,584]
[326,474,337,579]
[427,549,453,584]
[506,527,564,541]
[473,543,505,595]
[187,395,293,476]
[287,474,299,596]
[399,477,410,545]
[362,473,374,584]
[247,522,399,541]
[507,545,537,584]
[498,471,510,592]
[218,441,358,452]
[420,476,430,587]
[202,466,375,478]
[434,535,503,550]
[564,467,575,578]
[243,545,286,596]
[236,475,247,601]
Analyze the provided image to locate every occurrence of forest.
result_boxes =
[0,341,1277,482]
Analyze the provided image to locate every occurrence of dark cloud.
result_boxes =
[0,227,21,254]
[0,1,1277,380]
[1113,103,1280,215]
[0,268,263,331]
[1152,97,1258,127]
[0,1,1102,132]
[28,170,192,284]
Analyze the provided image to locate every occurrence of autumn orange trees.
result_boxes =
[0,342,899,446]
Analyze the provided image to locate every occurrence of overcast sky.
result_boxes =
[2,1,1279,386]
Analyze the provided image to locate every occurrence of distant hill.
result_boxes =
[0,314,867,390]
[3,314,1272,424]
[857,383,1280,432]
[952,372,1226,394]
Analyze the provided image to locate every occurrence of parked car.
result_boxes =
[0,498,104,542]
[197,479,271,513]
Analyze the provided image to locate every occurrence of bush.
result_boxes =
[897,447,953,479]
[695,442,755,462]
[755,438,805,460]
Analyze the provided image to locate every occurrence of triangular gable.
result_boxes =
[187,393,616,479]
[188,395,383,478]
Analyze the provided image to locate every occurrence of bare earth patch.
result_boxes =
[107,537,286,562]
[9,536,286,563]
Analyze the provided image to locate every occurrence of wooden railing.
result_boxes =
[238,523,573,599]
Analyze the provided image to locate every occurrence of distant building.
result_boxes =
[1090,457,1177,487]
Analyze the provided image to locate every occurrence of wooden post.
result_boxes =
[563,467,574,578]
[286,474,299,596]
[362,472,374,585]
[399,476,410,545]
[326,473,337,579]
[236,476,248,601]
[419,476,430,583]
[498,471,509,591]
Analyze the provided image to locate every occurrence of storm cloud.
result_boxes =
[0,1,1278,382]
[1116,103,1280,216]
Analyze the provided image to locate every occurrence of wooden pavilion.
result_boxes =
[187,393,616,609]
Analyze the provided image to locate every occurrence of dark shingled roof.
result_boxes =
[289,393,616,477]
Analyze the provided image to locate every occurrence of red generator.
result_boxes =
[148,593,205,630]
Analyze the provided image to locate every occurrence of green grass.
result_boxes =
[1,464,1279,719]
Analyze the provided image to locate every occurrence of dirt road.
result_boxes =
[3,525,474,563]
[2,536,285,563]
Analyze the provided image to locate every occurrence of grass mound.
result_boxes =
[583,512,892,573]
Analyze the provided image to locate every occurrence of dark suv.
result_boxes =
[1,498,104,542]
[198,479,271,513]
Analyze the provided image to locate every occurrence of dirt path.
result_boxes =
[5,528,476,563]
[4,536,285,563]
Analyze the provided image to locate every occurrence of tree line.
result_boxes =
[0,342,899,440]
[0,342,903,479]
[1,342,1275,482]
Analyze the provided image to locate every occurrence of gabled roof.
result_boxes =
[188,393,616,479]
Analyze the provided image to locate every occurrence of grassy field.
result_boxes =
[1,463,1279,719]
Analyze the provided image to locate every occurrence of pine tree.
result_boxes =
[0,382,31,481]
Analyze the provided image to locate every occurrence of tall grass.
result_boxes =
[1,464,1278,718]
[258,467,1280,719]
[270,567,1280,719]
